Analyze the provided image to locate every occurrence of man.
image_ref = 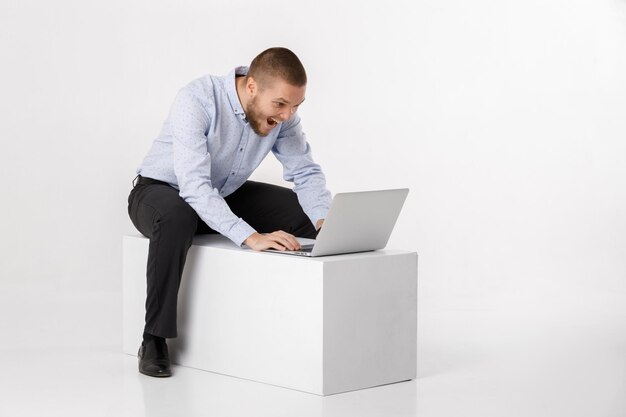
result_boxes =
[127,47,332,377]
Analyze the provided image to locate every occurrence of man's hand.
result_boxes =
[244,231,301,251]
[316,219,324,231]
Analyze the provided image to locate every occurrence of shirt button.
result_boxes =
[239,148,243,152]
[231,172,235,176]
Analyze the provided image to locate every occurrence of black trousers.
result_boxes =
[127,176,317,338]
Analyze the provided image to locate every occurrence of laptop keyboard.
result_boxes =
[298,244,314,252]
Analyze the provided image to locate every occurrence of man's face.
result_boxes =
[245,77,306,137]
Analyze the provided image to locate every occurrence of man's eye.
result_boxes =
[274,102,285,107]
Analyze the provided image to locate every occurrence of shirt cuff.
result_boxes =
[307,207,329,229]
[224,219,257,247]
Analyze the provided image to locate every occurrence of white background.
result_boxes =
[1,0,625,415]
[1,0,624,310]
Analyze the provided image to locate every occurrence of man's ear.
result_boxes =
[246,77,257,96]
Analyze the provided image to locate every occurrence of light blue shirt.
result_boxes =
[137,66,332,246]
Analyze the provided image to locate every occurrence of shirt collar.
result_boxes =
[225,66,249,120]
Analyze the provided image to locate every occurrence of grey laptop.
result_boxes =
[264,188,409,257]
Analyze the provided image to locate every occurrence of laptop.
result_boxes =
[264,188,409,257]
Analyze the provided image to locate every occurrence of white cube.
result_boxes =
[123,234,417,395]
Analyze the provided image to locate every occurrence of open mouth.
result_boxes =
[267,117,279,128]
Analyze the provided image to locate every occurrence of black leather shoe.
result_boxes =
[138,337,172,377]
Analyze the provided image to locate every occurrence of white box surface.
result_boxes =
[123,234,417,395]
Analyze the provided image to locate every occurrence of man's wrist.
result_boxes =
[244,232,262,246]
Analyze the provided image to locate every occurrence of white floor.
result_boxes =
[1,284,624,417]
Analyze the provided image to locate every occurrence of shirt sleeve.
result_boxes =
[169,88,257,246]
[271,115,332,226]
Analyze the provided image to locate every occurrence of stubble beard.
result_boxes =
[245,96,269,137]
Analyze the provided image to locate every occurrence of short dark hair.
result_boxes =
[247,47,307,89]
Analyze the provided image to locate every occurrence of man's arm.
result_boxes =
[271,115,332,228]
[168,88,257,246]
